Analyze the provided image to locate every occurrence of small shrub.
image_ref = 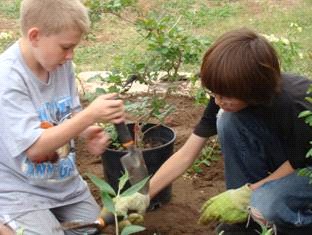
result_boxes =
[82,1,209,149]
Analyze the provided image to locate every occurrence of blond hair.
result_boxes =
[20,0,90,36]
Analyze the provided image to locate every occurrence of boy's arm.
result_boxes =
[149,98,219,198]
[149,133,208,198]
[112,133,208,216]
[25,94,124,162]
[249,160,295,190]
[149,99,217,198]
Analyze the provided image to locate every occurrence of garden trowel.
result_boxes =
[115,122,149,195]
[59,218,106,231]
[59,211,115,231]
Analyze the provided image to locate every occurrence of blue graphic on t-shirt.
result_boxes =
[38,96,73,125]
[22,154,77,180]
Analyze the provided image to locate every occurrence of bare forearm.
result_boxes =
[250,161,294,190]
[25,108,95,161]
[25,93,125,162]
[149,134,207,198]
[149,152,191,198]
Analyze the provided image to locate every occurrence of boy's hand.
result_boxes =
[114,192,150,216]
[199,184,252,224]
[87,93,125,124]
[82,125,111,155]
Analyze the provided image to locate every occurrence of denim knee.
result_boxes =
[250,173,312,227]
[250,182,285,223]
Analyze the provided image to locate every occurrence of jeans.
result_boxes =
[217,109,312,229]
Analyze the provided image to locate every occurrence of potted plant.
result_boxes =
[97,76,177,209]
[80,0,209,209]
[81,71,177,210]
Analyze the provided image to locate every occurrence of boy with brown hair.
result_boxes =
[117,28,312,234]
[0,0,125,234]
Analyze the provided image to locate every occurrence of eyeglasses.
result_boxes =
[207,90,236,106]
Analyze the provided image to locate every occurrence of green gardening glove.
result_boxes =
[118,213,145,231]
[114,192,150,216]
[199,184,252,225]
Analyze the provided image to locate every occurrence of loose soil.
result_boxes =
[77,95,226,235]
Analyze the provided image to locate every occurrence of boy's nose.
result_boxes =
[214,95,223,106]
[65,49,74,60]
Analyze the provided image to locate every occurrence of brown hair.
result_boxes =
[200,28,281,105]
[20,0,90,36]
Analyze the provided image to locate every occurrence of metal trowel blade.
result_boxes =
[120,148,149,194]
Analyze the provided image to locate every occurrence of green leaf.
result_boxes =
[306,148,312,158]
[85,173,116,196]
[305,115,312,126]
[298,168,308,176]
[298,110,312,118]
[95,87,107,95]
[118,170,130,192]
[202,159,211,166]
[101,191,115,214]
[121,176,151,197]
[121,225,146,235]
[193,165,203,174]
[305,97,312,103]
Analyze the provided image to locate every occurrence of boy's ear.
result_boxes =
[28,27,41,47]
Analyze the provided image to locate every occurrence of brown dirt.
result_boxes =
[77,95,225,235]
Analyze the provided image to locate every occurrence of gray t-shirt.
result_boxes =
[0,41,90,215]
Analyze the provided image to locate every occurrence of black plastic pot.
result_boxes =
[101,123,176,210]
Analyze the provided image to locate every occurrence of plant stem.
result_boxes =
[115,213,119,235]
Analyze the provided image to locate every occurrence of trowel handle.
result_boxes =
[114,122,134,148]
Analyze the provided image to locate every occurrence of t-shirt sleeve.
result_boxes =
[0,74,43,158]
[193,97,219,138]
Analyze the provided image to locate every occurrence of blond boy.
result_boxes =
[0,0,125,234]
